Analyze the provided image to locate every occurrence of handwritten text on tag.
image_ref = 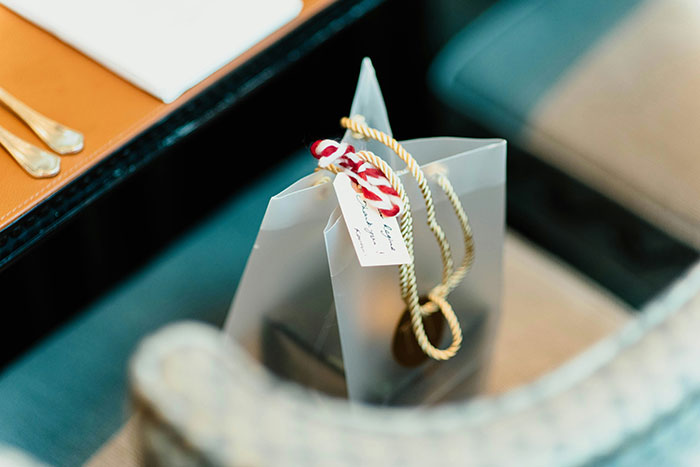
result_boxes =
[333,173,411,267]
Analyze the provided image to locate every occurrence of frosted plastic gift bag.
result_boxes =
[325,134,505,405]
[222,172,347,396]
[223,59,392,396]
[225,58,506,405]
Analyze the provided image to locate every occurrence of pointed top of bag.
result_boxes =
[345,58,393,137]
[342,58,401,170]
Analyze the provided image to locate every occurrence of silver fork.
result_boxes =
[0,86,83,155]
[0,125,60,178]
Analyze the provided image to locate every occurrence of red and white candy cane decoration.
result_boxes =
[310,139,403,217]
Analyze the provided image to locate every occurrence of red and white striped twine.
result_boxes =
[310,139,403,217]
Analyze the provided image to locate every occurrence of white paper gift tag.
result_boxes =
[333,173,410,267]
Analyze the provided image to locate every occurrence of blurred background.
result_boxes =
[1,0,699,465]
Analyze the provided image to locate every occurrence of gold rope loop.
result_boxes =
[343,116,476,293]
[319,118,475,361]
[421,173,475,316]
[342,117,454,288]
[418,292,463,360]
[354,150,466,360]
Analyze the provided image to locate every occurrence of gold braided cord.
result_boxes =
[320,118,476,360]
[341,117,454,289]
[341,118,475,289]
[324,152,463,360]
[435,173,475,294]
[355,151,463,360]
[317,119,474,361]
[354,152,416,305]
[420,173,476,316]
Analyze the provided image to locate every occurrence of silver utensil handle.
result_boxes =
[0,86,83,155]
[0,125,60,178]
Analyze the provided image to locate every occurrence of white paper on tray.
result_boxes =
[1,0,302,103]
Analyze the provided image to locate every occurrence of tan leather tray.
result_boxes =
[0,0,327,233]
